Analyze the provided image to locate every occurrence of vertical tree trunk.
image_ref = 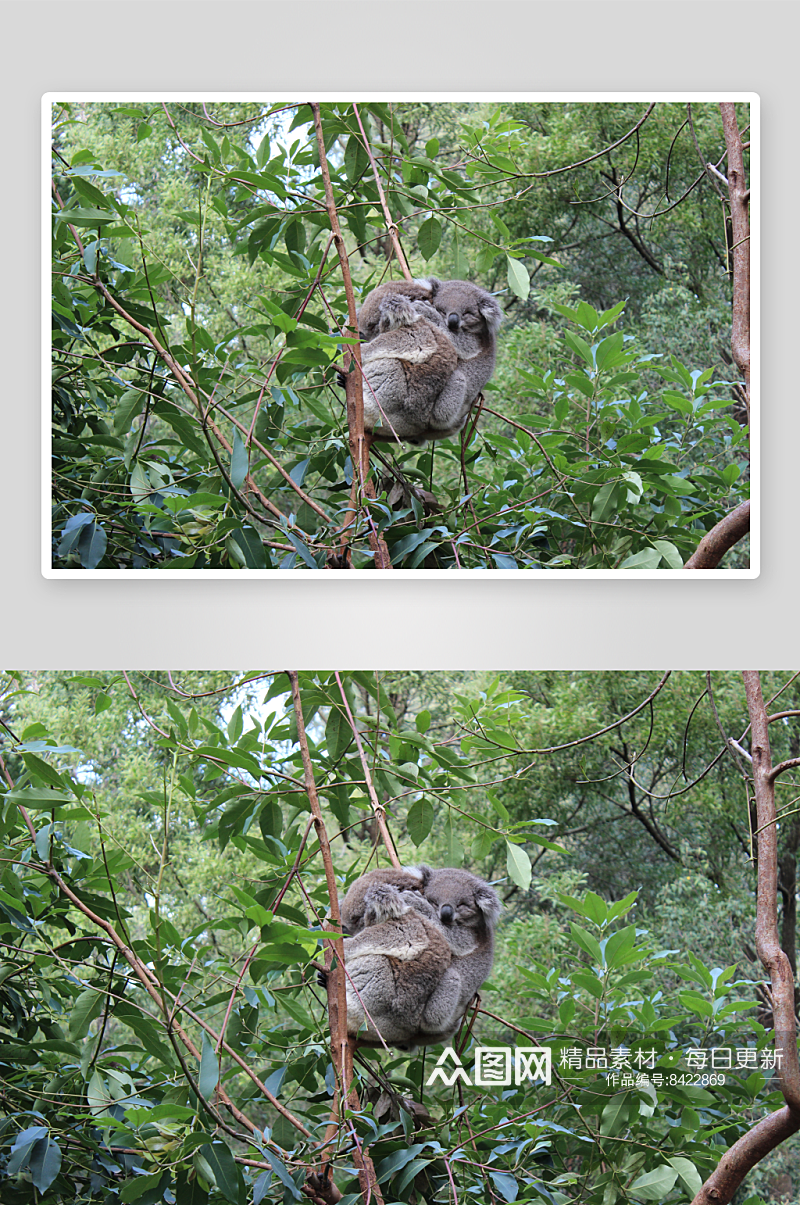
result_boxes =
[691,673,800,1205]
[719,102,751,426]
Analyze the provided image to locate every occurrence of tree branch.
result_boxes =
[692,674,800,1203]
[310,103,392,572]
[684,501,750,569]
[720,103,751,427]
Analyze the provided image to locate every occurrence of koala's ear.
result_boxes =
[480,295,503,335]
[363,883,408,925]
[378,294,418,332]
[415,865,434,888]
[475,883,502,924]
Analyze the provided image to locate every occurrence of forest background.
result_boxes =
[50,98,752,572]
[2,669,799,1204]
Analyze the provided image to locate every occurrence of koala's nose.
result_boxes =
[446,312,460,332]
[440,905,454,924]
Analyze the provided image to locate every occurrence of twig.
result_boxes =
[333,671,401,868]
[352,104,412,280]
[720,103,751,427]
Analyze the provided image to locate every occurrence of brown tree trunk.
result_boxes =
[692,675,800,1205]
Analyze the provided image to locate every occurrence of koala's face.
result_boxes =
[425,878,484,930]
[444,301,484,338]
[428,281,503,344]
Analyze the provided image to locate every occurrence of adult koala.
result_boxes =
[417,865,502,1018]
[350,277,503,444]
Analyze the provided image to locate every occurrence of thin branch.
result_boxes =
[515,671,672,756]
[691,674,800,1204]
[769,758,800,785]
[352,103,412,279]
[523,103,656,180]
[288,672,384,1203]
[310,103,391,571]
[333,671,401,868]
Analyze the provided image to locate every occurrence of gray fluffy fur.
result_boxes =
[353,278,503,445]
[340,879,461,1048]
[337,865,501,1049]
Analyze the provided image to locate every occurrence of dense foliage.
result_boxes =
[1,670,795,1203]
[50,100,750,570]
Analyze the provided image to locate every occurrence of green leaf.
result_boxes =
[604,925,637,968]
[69,986,105,1039]
[415,709,431,733]
[262,1148,303,1199]
[6,786,74,808]
[113,387,147,436]
[199,1031,220,1099]
[628,1165,678,1200]
[600,1094,630,1137]
[575,301,600,332]
[679,992,713,1017]
[619,548,661,569]
[652,540,683,569]
[606,890,638,922]
[595,331,625,370]
[571,969,605,999]
[563,329,594,367]
[343,133,369,183]
[569,923,603,964]
[376,1144,430,1182]
[418,217,442,260]
[489,1171,519,1202]
[230,430,248,490]
[668,1157,702,1197]
[226,527,268,570]
[506,255,530,301]
[198,1141,243,1205]
[592,481,619,522]
[28,1133,62,1194]
[193,745,262,777]
[581,892,608,925]
[21,751,70,792]
[506,841,532,890]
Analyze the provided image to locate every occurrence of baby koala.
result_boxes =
[338,874,462,1049]
[356,293,460,444]
[416,865,502,1018]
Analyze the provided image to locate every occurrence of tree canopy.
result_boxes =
[50,98,752,571]
[1,669,797,1204]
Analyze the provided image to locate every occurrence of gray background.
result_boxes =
[7,1,793,669]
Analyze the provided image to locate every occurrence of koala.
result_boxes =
[339,878,464,1048]
[357,294,460,443]
[339,865,430,935]
[334,866,501,1049]
[349,277,503,445]
[417,865,502,1018]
